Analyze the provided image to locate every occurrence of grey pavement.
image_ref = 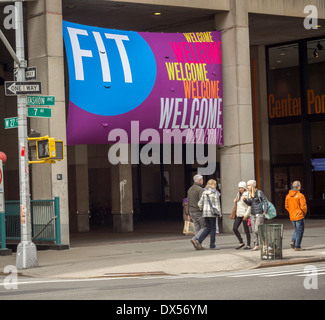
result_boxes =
[0,219,325,279]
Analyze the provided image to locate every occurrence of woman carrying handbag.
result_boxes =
[233,182,251,250]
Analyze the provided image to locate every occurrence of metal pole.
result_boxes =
[15,0,38,269]
[0,29,20,65]
[54,197,61,245]
[0,160,6,250]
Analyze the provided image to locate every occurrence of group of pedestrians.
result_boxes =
[186,174,308,252]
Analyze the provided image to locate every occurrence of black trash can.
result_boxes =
[258,224,283,260]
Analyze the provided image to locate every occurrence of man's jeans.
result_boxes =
[292,218,305,248]
[198,217,217,248]
[189,211,206,240]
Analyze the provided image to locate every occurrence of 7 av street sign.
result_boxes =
[5,81,42,96]
[28,107,51,118]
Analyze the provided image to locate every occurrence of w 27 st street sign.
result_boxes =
[5,81,42,96]
[4,117,18,129]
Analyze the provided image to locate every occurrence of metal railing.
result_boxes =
[1,197,61,245]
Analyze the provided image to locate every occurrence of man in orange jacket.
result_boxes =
[285,181,307,251]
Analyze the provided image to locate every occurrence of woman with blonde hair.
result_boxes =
[233,182,251,250]
[243,180,268,251]
[192,179,221,250]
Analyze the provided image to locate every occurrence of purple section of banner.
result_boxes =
[67,101,223,145]
[64,26,223,145]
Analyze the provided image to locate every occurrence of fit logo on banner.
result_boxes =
[304,5,319,30]
[3,5,16,30]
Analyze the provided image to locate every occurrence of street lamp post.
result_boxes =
[14,1,38,269]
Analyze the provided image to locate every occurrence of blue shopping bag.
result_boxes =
[258,191,277,220]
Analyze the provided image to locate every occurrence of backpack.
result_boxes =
[257,190,277,220]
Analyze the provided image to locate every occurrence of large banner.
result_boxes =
[63,21,223,145]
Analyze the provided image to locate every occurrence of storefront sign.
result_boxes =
[62,21,223,145]
[307,89,325,114]
[268,89,325,119]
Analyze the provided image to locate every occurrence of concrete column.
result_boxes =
[111,160,133,233]
[74,145,90,232]
[27,0,69,244]
[250,45,271,198]
[215,0,255,233]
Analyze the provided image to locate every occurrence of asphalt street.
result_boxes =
[0,262,324,301]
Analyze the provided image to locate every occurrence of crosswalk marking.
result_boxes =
[230,266,325,278]
[296,271,325,277]
[263,270,325,277]
[139,264,325,280]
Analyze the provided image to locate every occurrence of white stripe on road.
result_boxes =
[1,264,324,287]
[228,266,325,278]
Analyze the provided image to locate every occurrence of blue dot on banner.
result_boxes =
[64,22,157,116]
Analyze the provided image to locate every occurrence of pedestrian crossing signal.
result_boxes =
[36,137,56,160]
[28,136,64,164]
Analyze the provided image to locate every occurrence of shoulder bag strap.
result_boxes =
[257,190,267,212]
[206,194,214,209]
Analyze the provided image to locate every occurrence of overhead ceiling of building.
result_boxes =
[249,13,325,46]
[0,0,325,68]
[62,0,219,32]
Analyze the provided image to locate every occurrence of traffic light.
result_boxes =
[36,137,56,160]
[28,136,64,164]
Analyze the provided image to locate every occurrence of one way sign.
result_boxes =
[5,81,42,96]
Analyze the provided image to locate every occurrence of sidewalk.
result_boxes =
[1,219,325,279]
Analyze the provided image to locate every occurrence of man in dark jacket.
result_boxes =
[187,174,205,250]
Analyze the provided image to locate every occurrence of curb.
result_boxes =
[256,256,325,269]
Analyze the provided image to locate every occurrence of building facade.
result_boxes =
[0,0,325,245]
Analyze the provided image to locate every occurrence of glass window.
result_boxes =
[268,39,325,216]
[268,44,301,119]
[307,39,325,200]
[273,167,288,215]
[273,165,304,215]
[307,39,325,116]
[270,123,303,164]
[311,121,325,199]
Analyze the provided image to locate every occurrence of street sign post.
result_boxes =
[28,107,51,118]
[5,81,42,96]
[27,95,55,106]
[4,117,18,129]
[12,2,38,269]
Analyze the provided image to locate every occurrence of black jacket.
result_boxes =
[187,182,204,213]
[244,190,268,215]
